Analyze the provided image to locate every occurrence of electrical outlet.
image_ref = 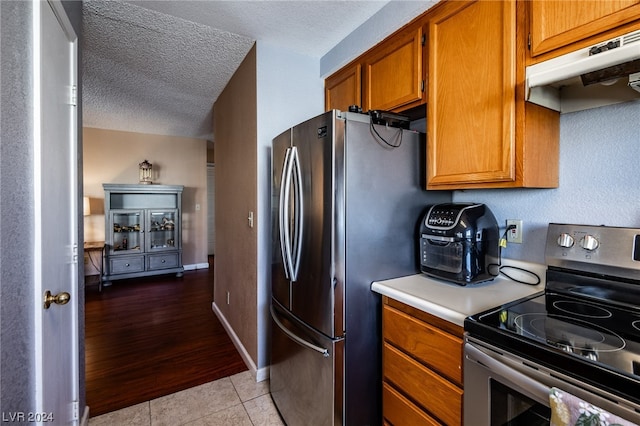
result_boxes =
[506,220,523,244]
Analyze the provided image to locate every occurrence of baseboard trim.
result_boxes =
[183,263,209,271]
[80,406,89,426]
[211,302,269,382]
[256,365,270,382]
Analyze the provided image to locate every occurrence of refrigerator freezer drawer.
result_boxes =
[270,303,344,426]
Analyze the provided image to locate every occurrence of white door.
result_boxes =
[33,1,79,424]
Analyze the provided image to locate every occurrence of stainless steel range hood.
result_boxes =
[526,29,640,113]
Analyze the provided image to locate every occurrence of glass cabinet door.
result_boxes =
[147,209,179,251]
[110,210,143,254]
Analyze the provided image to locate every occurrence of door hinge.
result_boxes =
[421,34,426,46]
[528,33,531,50]
[72,400,79,421]
[72,243,78,264]
[69,85,77,106]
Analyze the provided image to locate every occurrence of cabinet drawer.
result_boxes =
[383,382,440,426]
[148,252,179,270]
[383,304,462,384]
[109,255,145,274]
[384,343,462,426]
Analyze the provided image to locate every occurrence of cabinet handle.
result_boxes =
[125,263,130,267]
[161,259,166,263]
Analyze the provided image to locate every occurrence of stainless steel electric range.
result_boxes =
[464,223,640,425]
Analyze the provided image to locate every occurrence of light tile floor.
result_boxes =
[88,372,285,426]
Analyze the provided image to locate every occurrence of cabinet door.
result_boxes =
[427,0,516,187]
[325,63,361,112]
[147,209,179,252]
[109,210,144,254]
[530,0,640,57]
[363,24,424,112]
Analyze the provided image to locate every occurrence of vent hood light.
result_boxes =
[526,30,640,113]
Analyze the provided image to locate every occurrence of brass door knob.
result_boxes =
[43,290,71,309]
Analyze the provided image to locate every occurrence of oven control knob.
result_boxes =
[580,235,599,251]
[557,233,574,248]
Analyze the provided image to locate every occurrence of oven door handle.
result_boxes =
[465,343,550,403]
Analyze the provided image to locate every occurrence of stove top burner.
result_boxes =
[513,313,626,359]
[466,223,640,409]
[471,290,640,381]
[551,300,613,319]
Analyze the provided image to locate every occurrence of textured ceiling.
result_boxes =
[82,0,390,140]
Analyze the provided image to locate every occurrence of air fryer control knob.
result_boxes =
[580,235,599,251]
[557,233,575,248]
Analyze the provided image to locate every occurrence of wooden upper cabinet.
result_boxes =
[427,0,516,187]
[362,23,425,112]
[325,63,361,112]
[530,0,640,58]
[426,0,559,189]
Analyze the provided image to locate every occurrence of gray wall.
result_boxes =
[1,1,37,415]
[454,100,640,265]
[0,0,84,417]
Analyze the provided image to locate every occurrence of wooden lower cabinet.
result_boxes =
[383,383,440,426]
[382,296,464,425]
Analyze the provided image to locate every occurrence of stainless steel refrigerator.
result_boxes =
[270,110,451,425]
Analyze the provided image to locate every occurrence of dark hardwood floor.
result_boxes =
[84,259,247,416]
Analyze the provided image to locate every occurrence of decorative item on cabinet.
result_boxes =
[138,159,153,185]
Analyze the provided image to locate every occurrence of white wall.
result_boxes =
[255,41,324,374]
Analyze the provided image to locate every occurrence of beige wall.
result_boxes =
[213,46,258,364]
[83,127,208,267]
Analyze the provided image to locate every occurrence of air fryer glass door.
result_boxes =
[421,238,463,273]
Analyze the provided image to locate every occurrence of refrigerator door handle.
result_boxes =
[279,147,294,280]
[271,305,330,358]
[290,147,304,282]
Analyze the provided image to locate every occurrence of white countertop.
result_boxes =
[371,259,546,327]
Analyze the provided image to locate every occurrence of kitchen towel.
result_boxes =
[549,387,638,426]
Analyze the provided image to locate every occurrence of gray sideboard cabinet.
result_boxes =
[103,184,184,284]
